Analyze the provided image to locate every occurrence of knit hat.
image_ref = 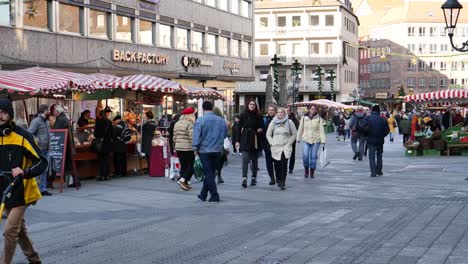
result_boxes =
[0,99,14,119]
[181,107,195,115]
[113,115,122,121]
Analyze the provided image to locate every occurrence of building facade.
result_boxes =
[236,0,359,111]
[0,0,255,116]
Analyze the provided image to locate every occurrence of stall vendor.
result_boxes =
[77,110,92,127]
[77,110,94,144]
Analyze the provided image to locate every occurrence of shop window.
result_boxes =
[219,36,228,56]
[241,41,250,58]
[115,15,133,42]
[23,0,50,29]
[231,39,239,57]
[176,28,188,50]
[159,24,172,47]
[325,15,334,26]
[310,15,319,26]
[259,43,268,56]
[89,10,108,39]
[231,0,239,15]
[139,20,153,45]
[0,0,11,25]
[206,34,217,54]
[192,31,203,52]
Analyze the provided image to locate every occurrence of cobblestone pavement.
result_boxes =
[7,134,468,264]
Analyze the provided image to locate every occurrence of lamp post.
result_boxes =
[291,59,302,111]
[441,0,466,52]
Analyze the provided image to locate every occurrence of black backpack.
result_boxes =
[356,116,367,134]
[116,124,132,144]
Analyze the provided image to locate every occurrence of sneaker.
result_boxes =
[288,171,293,174]
[353,153,359,160]
[250,178,257,186]
[217,176,224,184]
[177,179,190,191]
[41,191,52,196]
[209,197,220,203]
[197,194,207,202]
[242,179,247,188]
[376,172,383,176]
[370,174,377,177]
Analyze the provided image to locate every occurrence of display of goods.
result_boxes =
[460,136,468,143]
[431,129,442,140]
[405,140,420,150]
[420,138,433,150]
[433,139,447,151]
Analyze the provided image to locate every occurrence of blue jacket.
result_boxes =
[192,112,228,153]
[364,112,390,145]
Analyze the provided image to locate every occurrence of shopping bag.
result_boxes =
[319,145,330,168]
[169,155,180,180]
[193,155,204,182]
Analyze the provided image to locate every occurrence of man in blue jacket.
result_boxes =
[193,101,228,203]
[363,105,390,177]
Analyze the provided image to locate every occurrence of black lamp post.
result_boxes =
[441,0,466,52]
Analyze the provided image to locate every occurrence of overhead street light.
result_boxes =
[441,0,467,52]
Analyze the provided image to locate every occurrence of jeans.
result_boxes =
[288,142,296,173]
[351,134,366,159]
[264,148,275,180]
[113,152,127,176]
[177,151,195,182]
[1,206,40,264]
[273,153,288,186]
[368,144,383,175]
[345,129,351,139]
[302,142,321,169]
[242,151,258,179]
[36,150,48,192]
[198,152,220,200]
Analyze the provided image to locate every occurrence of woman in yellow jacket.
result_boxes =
[387,114,396,142]
[296,105,326,178]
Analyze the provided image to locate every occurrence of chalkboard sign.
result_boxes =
[49,129,68,177]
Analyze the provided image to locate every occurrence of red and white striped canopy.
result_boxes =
[0,70,40,94]
[187,87,225,100]
[293,99,347,109]
[97,74,184,93]
[405,89,468,104]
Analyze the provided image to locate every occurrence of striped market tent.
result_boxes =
[0,70,40,95]
[97,74,185,94]
[186,87,225,100]
[404,90,468,105]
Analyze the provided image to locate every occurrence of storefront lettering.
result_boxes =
[113,49,168,65]
[223,60,240,74]
[182,56,201,70]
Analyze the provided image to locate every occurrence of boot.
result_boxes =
[269,177,276,185]
[217,175,224,184]
[250,178,257,186]
[242,178,247,188]
[309,169,315,178]
[353,152,359,160]
[304,167,309,178]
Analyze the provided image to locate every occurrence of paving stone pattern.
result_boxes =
[7,134,468,264]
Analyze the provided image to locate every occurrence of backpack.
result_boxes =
[356,116,367,134]
[116,124,132,144]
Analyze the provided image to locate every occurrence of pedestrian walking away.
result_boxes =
[0,98,48,264]
[141,111,158,170]
[174,107,196,191]
[266,108,297,190]
[349,106,367,161]
[362,105,390,177]
[28,104,52,196]
[262,105,277,185]
[213,107,229,184]
[399,115,411,146]
[112,115,130,178]
[94,109,113,181]
[193,102,228,203]
[387,114,397,142]
[296,105,326,179]
[286,107,300,174]
[234,100,264,188]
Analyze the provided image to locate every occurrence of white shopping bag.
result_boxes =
[319,145,330,168]
[169,155,180,180]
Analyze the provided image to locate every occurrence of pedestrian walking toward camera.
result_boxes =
[262,105,277,185]
[296,105,326,178]
[362,105,390,177]
[234,100,264,188]
[266,108,297,190]
[349,106,366,161]
[193,102,228,203]
[174,108,196,191]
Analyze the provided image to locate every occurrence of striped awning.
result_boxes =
[293,99,347,109]
[0,70,40,94]
[97,74,184,94]
[405,89,468,104]
[187,87,225,100]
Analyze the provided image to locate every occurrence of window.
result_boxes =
[407,77,416,88]
[440,62,447,71]
[429,27,437,36]
[191,31,203,52]
[408,61,416,71]
[59,4,81,34]
[310,15,319,26]
[292,16,301,27]
[418,27,425,36]
[219,36,228,56]
[231,39,239,57]
[450,78,457,85]
[451,62,458,70]
[418,61,425,71]
[292,43,302,56]
[429,44,437,54]
[277,43,286,55]
[429,61,436,70]
[159,24,172,47]
[310,42,319,54]
[23,0,50,29]
[139,20,153,45]
[115,15,132,41]
[241,41,249,58]
[205,0,216,7]
[325,15,334,26]
[462,62,466,70]
[259,17,268,28]
[0,0,10,25]
[440,44,448,52]
[89,10,108,39]
[259,43,268,56]
[241,0,249,18]
[325,42,333,54]
[440,78,447,88]
[176,28,188,50]
[418,78,426,89]
[231,0,239,15]
[206,34,217,54]
[219,0,228,11]
[408,27,415,36]
[418,44,426,53]
[429,78,437,88]
[277,16,286,27]
[440,26,446,36]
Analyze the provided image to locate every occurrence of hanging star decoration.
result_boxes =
[411,57,418,65]
[312,0,321,6]
[380,54,387,61]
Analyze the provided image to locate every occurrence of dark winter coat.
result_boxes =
[231,121,240,144]
[261,115,275,151]
[235,111,264,152]
[289,113,300,129]
[398,119,411,135]
[363,112,390,145]
[53,113,70,130]
[442,111,451,128]
[94,118,113,153]
[113,121,128,153]
[142,120,157,156]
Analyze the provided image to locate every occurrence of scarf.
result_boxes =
[273,116,288,125]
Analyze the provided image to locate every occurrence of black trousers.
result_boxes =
[242,151,258,179]
[114,152,127,176]
[98,153,110,178]
[288,142,296,173]
[177,151,195,182]
[273,153,288,186]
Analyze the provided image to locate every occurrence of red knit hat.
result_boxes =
[181,107,194,115]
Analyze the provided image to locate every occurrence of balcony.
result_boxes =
[255,56,341,66]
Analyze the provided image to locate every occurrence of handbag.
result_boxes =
[91,138,104,153]
[318,145,330,168]
[169,153,180,180]
[193,155,204,181]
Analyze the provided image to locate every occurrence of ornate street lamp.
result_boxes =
[441,0,466,51]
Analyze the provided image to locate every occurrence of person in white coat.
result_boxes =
[266,108,297,190]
